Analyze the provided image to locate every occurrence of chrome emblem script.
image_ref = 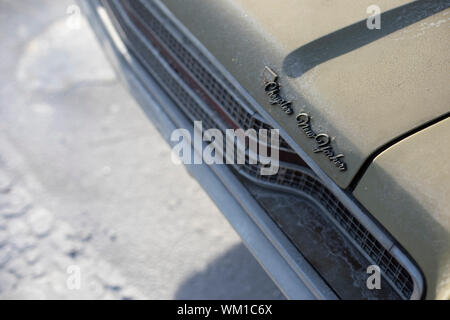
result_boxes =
[263,67,348,172]
[296,113,347,172]
[263,67,293,115]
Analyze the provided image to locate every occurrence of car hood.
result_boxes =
[161,0,450,188]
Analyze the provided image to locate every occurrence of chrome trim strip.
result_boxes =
[82,0,338,300]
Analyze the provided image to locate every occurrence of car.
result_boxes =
[80,0,450,300]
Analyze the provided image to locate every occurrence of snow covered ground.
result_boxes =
[0,0,283,300]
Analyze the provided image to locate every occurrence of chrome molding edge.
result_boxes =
[81,0,338,300]
[149,0,424,300]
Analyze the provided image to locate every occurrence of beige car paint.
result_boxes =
[354,118,450,300]
[161,0,450,188]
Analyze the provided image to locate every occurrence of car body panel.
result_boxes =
[160,0,450,188]
[354,118,450,300]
